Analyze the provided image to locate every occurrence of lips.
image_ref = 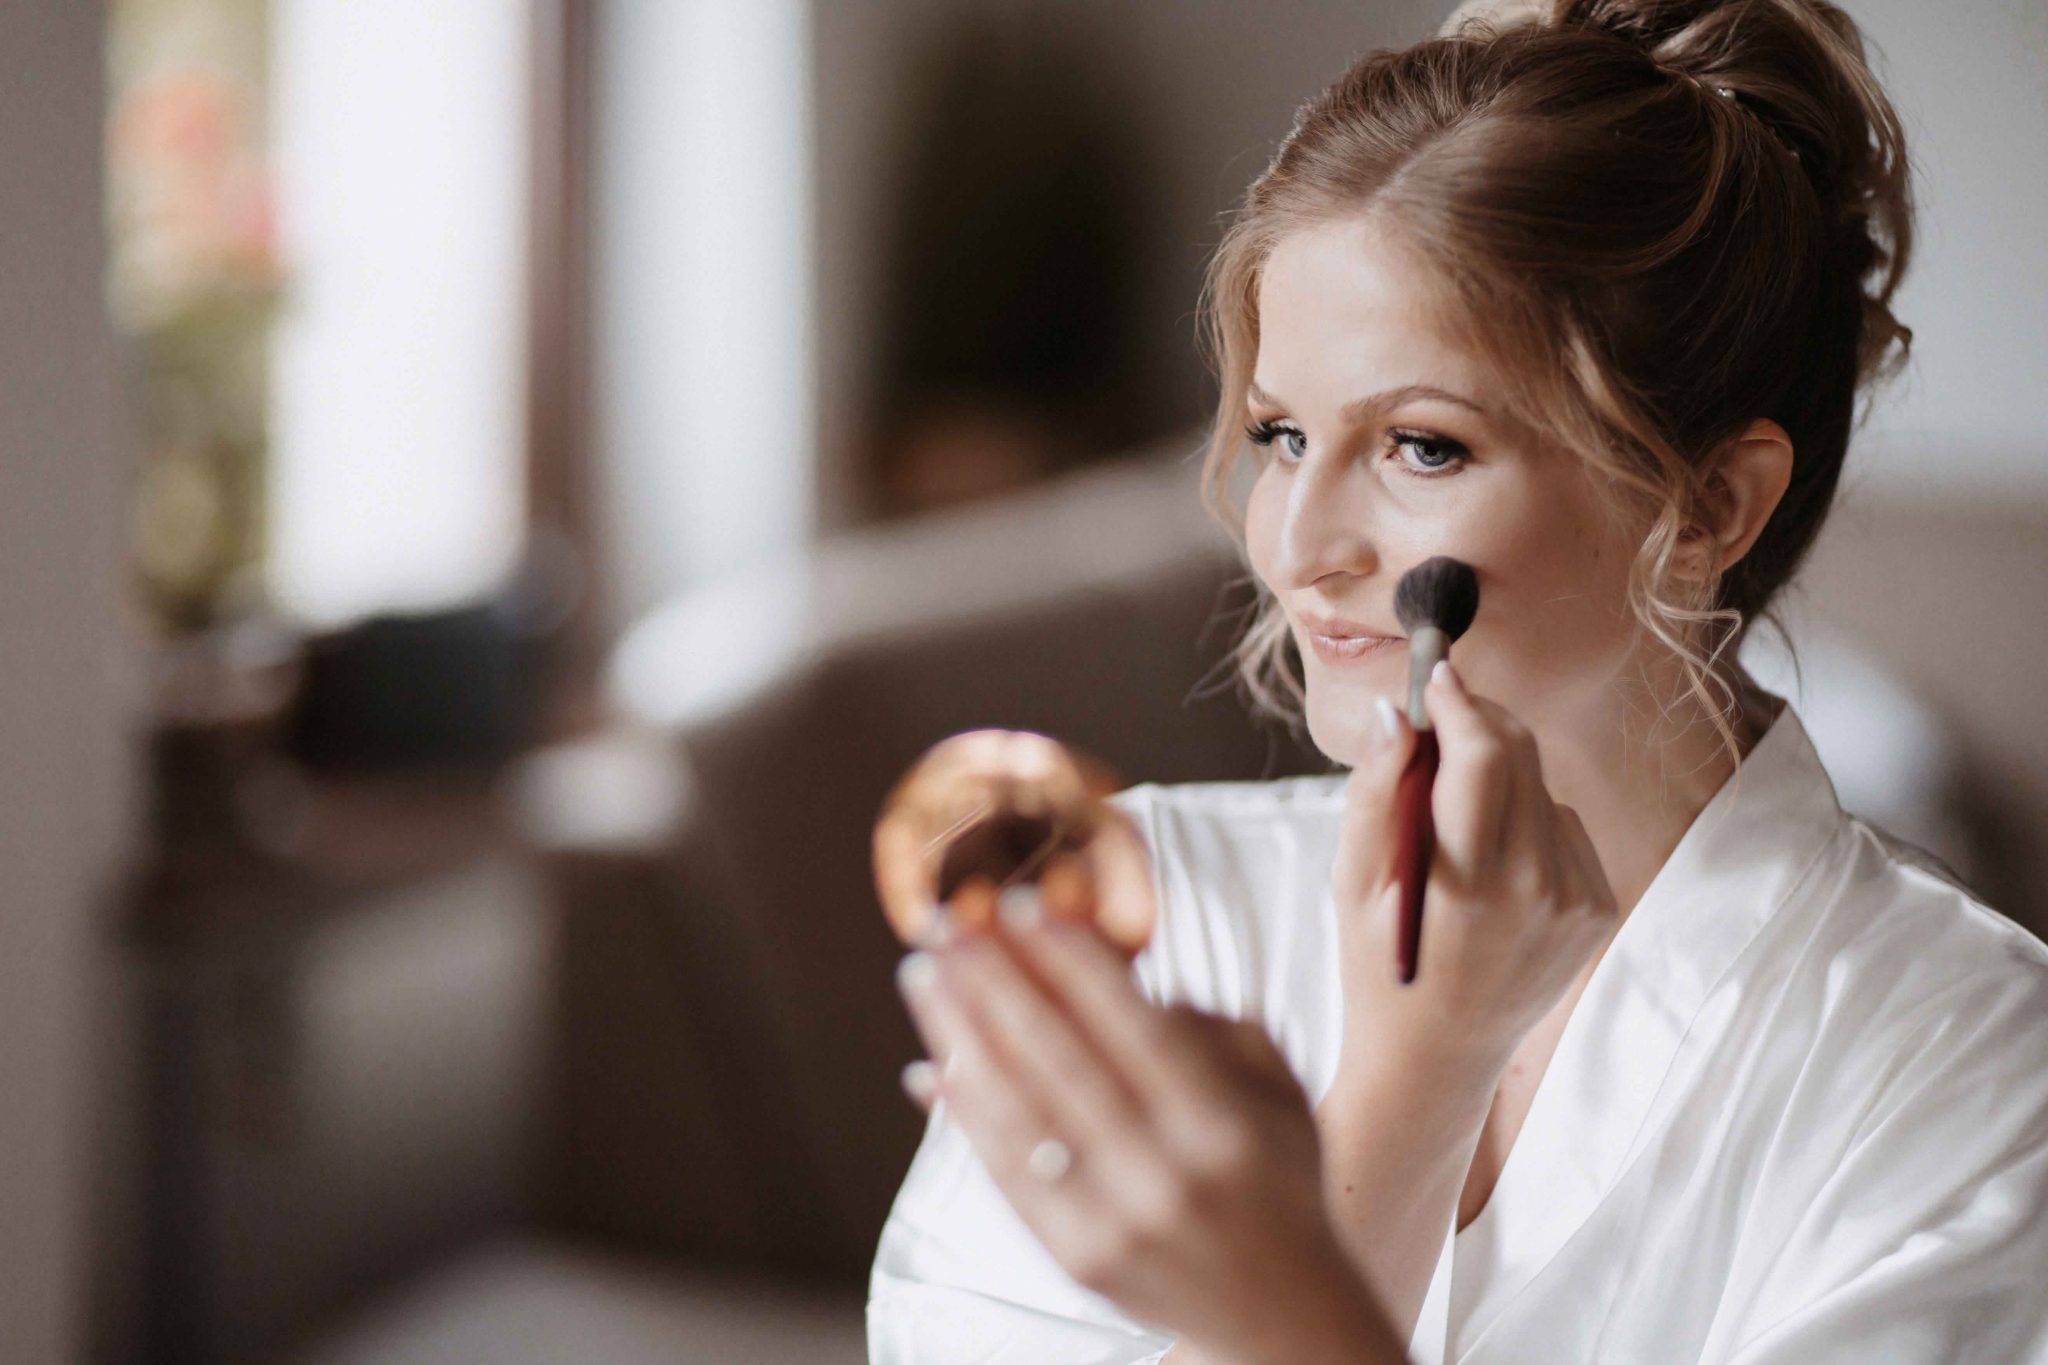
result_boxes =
[1296,611,1403,666]
[1304,629,1401,664]
[1299,611,1394,640]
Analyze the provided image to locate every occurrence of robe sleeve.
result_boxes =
[1715,972,2048,1365]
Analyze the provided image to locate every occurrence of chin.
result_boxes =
[1302,693,1378,770]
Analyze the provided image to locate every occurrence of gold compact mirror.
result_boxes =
[871,729,1156,956]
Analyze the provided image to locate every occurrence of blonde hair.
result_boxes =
[1195,0,1913,765]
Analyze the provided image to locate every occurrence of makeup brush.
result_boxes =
[1390,556,1480,984]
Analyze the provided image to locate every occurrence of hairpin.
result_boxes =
[1677,69,1803,163]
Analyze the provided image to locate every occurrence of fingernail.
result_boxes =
[996,884,1044,930]
[900,1058,938,1105]
[1374,695,1402,741]
[916,903,955,948]
[1432,658,1454,687]
[896,950,937,1001]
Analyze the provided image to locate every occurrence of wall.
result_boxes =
[1844,0,2048,499]
[0,3,140,1361]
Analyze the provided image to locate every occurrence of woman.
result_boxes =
[868,1,2048,1361]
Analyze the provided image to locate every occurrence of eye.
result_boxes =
[1245,418,1308,464]
[1387,428,1469,477]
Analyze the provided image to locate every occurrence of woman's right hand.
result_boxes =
[1327,657,1620,1084]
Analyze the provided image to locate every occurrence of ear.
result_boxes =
[1677,418,1794,580]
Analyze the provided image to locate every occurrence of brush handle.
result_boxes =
[1392,727,1440,985]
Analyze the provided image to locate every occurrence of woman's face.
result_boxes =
[1244,215,1643,767]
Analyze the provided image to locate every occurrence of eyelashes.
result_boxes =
[1243,418,1469,478]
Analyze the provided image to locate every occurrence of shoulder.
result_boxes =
[1818,814,2048,1000]
[1104,772,1350,910]
[1104,771,1350,839]
[1103,772,1349,1012]
[1784,814,2048,1123]
[1713,827,2048,1355]
[1708,818,2048,1291]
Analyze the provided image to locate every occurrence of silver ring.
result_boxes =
[1025,1137,1074,1183]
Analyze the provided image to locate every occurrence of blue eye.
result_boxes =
[1246,419,1469,478]
[1389,429,1469,476]
[1245,419,1307,463]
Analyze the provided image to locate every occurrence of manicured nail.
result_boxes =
[997,885,1044,929]
[1432,658,1454,687]
[916,903,955,948]
[900,1058,938,1105]
[896,950,937,1001]
[1374,695,1402,740]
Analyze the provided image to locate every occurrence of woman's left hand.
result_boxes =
[894,889,1400,1364]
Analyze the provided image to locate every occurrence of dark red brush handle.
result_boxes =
[1392,726,1440,985]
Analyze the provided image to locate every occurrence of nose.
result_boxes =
[1267,454,1381,594]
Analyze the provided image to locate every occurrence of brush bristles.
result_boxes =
[1394,556,1479,641]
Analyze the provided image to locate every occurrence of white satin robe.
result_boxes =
[866,699,2048,1362]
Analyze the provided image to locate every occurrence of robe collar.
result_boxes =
[1408,696,1849,1363]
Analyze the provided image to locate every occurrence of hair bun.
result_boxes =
[1442,0,1913,390]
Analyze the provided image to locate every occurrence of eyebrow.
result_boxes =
[1247,380,1492,424]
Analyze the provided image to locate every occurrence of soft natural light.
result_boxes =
[266,0,528,628]
[594,0,816,627]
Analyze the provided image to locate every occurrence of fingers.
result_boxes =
[995,907,1218,1116]
[1424,661,1612,938]
[1552,802,1618,917]
[999,914,1307,1172]
[1331,694,1418,911]
[1195,1012,1307,1105]
[896,899,1285,1245]
[899,934,1145,1257]
[1423,658,1539,874]
[897,948,1057,1189]
[936,923,1152,1160]
[1035,852,1097,924]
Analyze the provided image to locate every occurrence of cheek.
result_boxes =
[1243,469,1283,584]
[1452,475,1638,701]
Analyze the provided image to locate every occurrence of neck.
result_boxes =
[1540,667,1774,919]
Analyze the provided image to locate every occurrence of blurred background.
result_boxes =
[2,0,2043,1360]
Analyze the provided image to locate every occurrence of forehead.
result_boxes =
[1253,216,1486,403]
